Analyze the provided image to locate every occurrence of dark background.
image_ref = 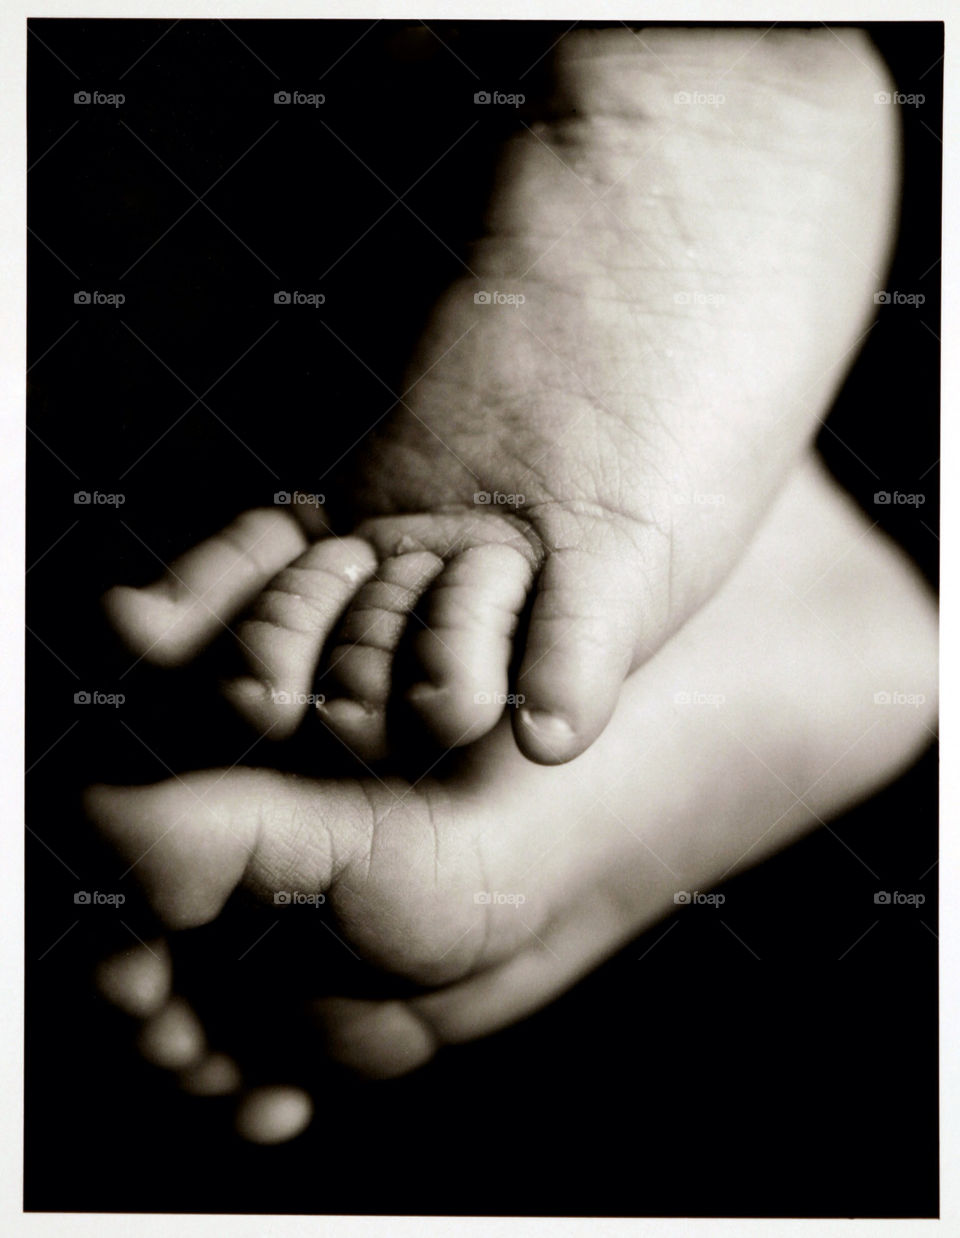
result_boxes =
[25,20,940,1217]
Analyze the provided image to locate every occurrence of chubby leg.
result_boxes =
[105,26,901,765]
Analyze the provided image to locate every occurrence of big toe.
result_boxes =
[84,767,384,930]
[513,544,649,764]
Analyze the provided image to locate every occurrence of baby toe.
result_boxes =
[95,939,172,1018]
[137,997,206,1070]
[407,542,534,748]
[104,509,307,667]
[318,547,444,760]
[223,535,377,738]
[235,1086,314,1144]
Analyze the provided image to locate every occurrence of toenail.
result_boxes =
[316,697,379,724]
[518,708,575,742]
[226,676,269,703]
[406,681,444,706]
[394,534,425,555]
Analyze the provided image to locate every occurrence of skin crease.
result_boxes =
[104,26,901,769]
[85,28,926,1143]
[89,454,937,1134]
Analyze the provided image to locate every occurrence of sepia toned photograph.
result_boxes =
[22,13,941,1223]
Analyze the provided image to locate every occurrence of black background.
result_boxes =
[25,20,940,1217]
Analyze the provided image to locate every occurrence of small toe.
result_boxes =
[95,939,172,1018]
[407,542,534,747]
[137,997,206,1070]
[223,535,378,738]
[235,1086,314,1144]
[179,1052,243,1097]
[103,509,307,666]
[318,548,445,759]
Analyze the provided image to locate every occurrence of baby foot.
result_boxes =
[89,455,936,1099]
[105,27,899,765]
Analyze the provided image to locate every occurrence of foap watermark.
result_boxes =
[274,291,325,307]
[874,290,925,307]
[474,490,525,507]
[74,491,125,506]
[74,290,125,307]
[873,490,925,507]
[674,890,725,906]
[874,890,925,906]
[74,90,125,107]
[274,490,325,507]
[874,91,925,107]
[674,90,725,107]
[274,890,326,906]
[474,290,525,308]
[74,890,126,906]
[270,690,326,707]
[873,690,926,708]
[474,891,526,906]
[274,90,325,107]
[674,690,725,708]
[674,290,725,307]
[474,90,525,108]
[473,691,525,706]
[75,690,125,707]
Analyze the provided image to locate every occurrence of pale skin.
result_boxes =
[103,25,901,766]
[85,27,934,1144]
[89,453,937,1141]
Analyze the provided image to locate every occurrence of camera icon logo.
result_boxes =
[274,291,291,305]
[874,92,892,105]
[474,291,491,305]
[74,491,91,504]
[474,91,491,104]
[473,491,491,504]
[74,691,91,704]
[74,291,91,305]
[274,491,292,504]
[873,690,892,705]
[874,291,891,304]
[74,91,91,105]
[874,491,891,504]
[274,891,292,904]
[74,891,91,904]
[274,91,291,104]
[674,91,692,104]
[874,891,892,904]
[673,890,692,904]
[271,690,292,704]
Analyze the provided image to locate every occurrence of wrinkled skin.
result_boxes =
[90,457,936,1086]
